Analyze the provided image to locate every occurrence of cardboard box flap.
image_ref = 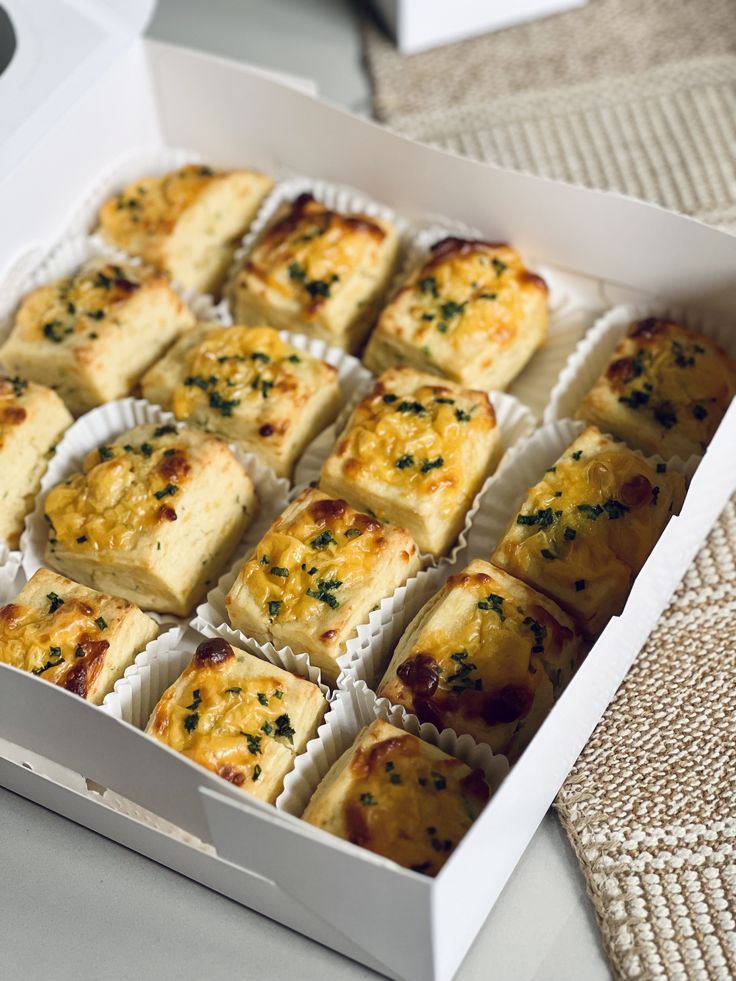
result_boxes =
[0,0,154,180]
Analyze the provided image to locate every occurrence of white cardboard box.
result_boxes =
[0,3,735,980]
[371,0,588,54]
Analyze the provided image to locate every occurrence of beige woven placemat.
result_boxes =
[363,3,736,976]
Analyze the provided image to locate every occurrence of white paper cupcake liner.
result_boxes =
[21,397,289,624]
[277,676,509,817]
[223,175,410,330]
[293,390,537,572]
[544,302,736,430]
[465,419,698,566]
[0,545,23,604]
[380,220,594,421]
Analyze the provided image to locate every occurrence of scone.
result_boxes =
[141,324,340,478]
[229,193,399,352]
[225,487,420,685]
[377,559,583,761]
[0,376,72,547]
[364,237,548,389]
[0,258,195,416]
[575,316,736,458]
[0,567,157,703]
[302,719,490,876]
[492,426,686,636]
[44,423,256,616]
[146,637,327,803]
[320,366,502,556]
[98,163,273,294]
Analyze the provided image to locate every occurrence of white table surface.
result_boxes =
[2,1,611,977]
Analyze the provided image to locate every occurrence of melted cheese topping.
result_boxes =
[339,728,489,876]
[100,165,223,245]
[44,424,193,553]
[0,376,29,449]
[331,372,494,513]
[149,643,307,790]
[588,317,736,452]
[389,566,575,738]
[235,491,415,635]
[171,326,333,438]
[0,593,111,696]
[244,194,388,319]
[384,239,546,355]
[494,430,679,598]
[14,260,149,347]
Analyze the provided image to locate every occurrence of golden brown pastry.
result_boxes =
[141,324,340,478]
[492,426,686,636]
[0,567,157,703]
[320,366,503,556]
[0,258,195,416]
[377,559,584,760]
[364,237,548,389]
[146,637,327,803]
[44,423,256,616]
[576,316,736,458]
[229,193,399,352]
[302,719,490,876]
[98,164,273,294]
[225,487,420,686]
[0,376,72,547]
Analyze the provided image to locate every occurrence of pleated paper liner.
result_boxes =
[223,174,411,334]
[544,302,736,430]
[21,396,290,626]
[464,418,700,567]
[277,676,509,818]
[0,543,22,602]
[0,232,221,352]
[379,219,594,421]
[292,390,538,570]
[192,542,448,693]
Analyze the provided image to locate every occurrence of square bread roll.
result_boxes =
[225,487,420,685]
[575,316,736,459]
[377,559,584,762]
[492,426,686,637]
[98,164,273,294]
[0,376,73,548]
[301,718,490,876]
[44,423,256,616]
[229,193,399,352]
[320,366,503,556]
[0,567,157,703]
[364,237,548,390]
[141,324,340,478]
[0,258,195,416]
[146,637,327,803]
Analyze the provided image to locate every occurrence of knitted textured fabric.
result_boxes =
[363,5,736,976]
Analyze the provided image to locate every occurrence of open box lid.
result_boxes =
[0,0,154,179]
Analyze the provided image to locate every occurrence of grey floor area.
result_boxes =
[3,2,610,978]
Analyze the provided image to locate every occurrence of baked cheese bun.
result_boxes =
[0,376,72,548]
[364,237,548,389]
[0,568,157,703]
[225,487,419,686]
[44,423,255,616]
[576,316,736,459]
[229,193,399,352]
[146,637,327,803]
[302,719,490,876]
[320,366,502,556]
[492,426,686,636]
[0,258,195,416]
[378,559,584,761]
[141,324,340,478]
[98,164,273,294]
